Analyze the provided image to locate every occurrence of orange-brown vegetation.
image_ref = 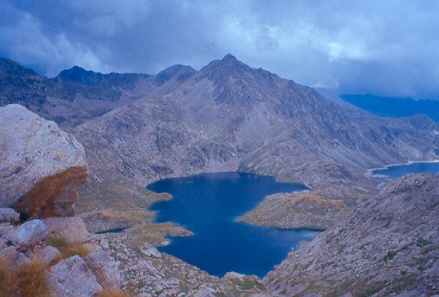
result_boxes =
[13,166,88,218]
[0,259,50,297]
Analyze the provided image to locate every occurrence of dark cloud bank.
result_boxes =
[1,0,438,99]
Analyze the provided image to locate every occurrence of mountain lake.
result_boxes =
[370,161,439,181]
[147,172,315,277]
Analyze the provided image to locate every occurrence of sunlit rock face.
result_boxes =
[0,104,88,217]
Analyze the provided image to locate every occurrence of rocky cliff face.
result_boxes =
[0,104,87,218]
[264,173,439,296]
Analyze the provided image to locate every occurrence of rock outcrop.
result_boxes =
[47,255,103,297]
[5,219,49,248]
[0,217,122,297]
[237,192,348,229]
[264,173,439,296]
[0,104,123,296]
[0,104,88,217]
[43,216,91,243]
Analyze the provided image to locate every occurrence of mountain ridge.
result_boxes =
[66,55,439,192]
[2,56,438,192]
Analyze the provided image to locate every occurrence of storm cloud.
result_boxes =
[1,0,438,99]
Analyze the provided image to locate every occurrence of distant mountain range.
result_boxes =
[1,55,438,194]
[340,94,439,123]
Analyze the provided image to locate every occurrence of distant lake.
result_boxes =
[371,161,439,181]
[147,172,314,277]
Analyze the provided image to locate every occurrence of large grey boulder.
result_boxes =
[47,255,103,297]
[5,219,49,248]
[0,104,88,217]
[85,251,121,290]
[43,217,90,243]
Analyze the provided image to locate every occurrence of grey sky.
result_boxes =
[1,0,438,99]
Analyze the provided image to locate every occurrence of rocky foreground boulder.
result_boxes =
[0,104,88,218]
[264,173,439,296]
[0,104,122,296]
[0,215,121,297]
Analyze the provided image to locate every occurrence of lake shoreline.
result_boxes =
[365,159,439,178]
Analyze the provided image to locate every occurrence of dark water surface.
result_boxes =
[147,172,315,277]
[371,162,439,181]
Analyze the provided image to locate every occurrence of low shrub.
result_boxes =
[17,260,51,297]
[0,260,17,297]
[46,237,90,259]
[0,259,50,297]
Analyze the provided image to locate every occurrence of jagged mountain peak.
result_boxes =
[154,64,197,85]
[200,54,252,80]
[56,66,103,85]
[221,53,240,63]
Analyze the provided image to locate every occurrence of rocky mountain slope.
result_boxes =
[2,55,438,194]
[72,55,439,193]
[264,173,439,296]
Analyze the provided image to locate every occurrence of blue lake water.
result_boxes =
[371,161,439,181]
[147,172,314,277]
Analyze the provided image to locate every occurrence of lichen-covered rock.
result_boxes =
[47,255,103,297]
[0,208,20,223]
[85,251,121,290]
[5,219,49,248]
[42,217,90,243]
[0,104,88,217]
